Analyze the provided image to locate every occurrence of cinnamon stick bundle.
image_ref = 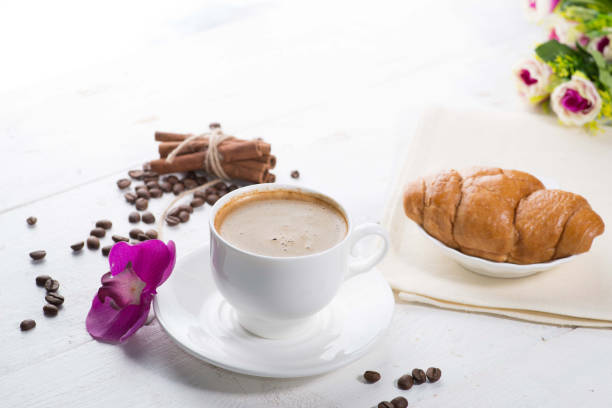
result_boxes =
[149,154,271,183]
[148,127,276,184]
[158,139,271,162]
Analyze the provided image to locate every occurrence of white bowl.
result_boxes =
[415,226,577,278]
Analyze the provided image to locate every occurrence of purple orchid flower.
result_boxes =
[86,240,176,343]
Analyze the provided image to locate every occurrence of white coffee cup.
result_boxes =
[209,183,389,339]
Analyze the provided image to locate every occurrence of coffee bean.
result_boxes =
[291,170,300,179]
[136,189,150,199]
[102,245,113,256]
[183,179,197,189]
[159,182,172,193]
[87,236,100,250]
[205,194,219,205]
[364,371,381,383]
[204,187,216,195]
[426,367,441,383]
[137,232,149,241]
[90,227,106,238]
[146,180,159,189]
[44,279,59,292]
[193,190,207,199]
[143,170,158,180]
[397,374,414,390]
[135,198,148,211]
[209,122,221,129]
[190,198,204,208]
[71,241,84,251]
[228,184,238,191]
[128,169,145,180]
[145,229,158,239]
[45,292,64,306]
[217,190,227,198]
[95,219,112,229]
[129,228,144,239]
[43,304,59,317]
[378,402,393,408]
[168,207,181,217]
[35,275,52,287]
[391,396,408,408]
[166,216,180,226]
[142,212,155,224]
[124,192,137,204]
[213,181,227,191]
[117,178,131,189]
[185,171,197,180]
[412,369,426,385]
[172,183,185,195]
[26,216,37,225]
[164,175,179,185]
[112,235,129,243]
[128,212,141,223]
[149,188,162,198]
[29,250,46,260]
[20,319,36,331]
[178,211,190,223]
[178,204,193,214]
[196,176,208,185]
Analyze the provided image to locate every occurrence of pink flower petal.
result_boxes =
[98,269,146,309]
[108,241,135,276]
[109,240,176,290]
[86,293,152,343]
[158,240,176,287]
[87,240,176,343]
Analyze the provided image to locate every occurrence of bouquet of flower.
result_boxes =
[516,0,612,130]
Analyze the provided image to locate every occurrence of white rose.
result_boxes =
[589,35,612,61]
[513,58,552,103]
[523,0,560,23]
[550,75,602,126]
[548,16,590,47]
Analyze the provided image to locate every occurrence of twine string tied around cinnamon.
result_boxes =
[164,128,231,179]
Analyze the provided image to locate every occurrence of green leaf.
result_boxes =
[575,43,601,79]
[535,40,579,63]
[560,0,612,13]
[590,45,607,69]
[585,44,612,91]
[535,40,601,82]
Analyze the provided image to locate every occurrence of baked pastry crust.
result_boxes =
[403,167,605,264]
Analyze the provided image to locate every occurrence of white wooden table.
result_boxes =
[2,1,611,406]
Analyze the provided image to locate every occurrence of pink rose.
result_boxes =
[524,0,560,23]
[513,58,553,103]
[550,75,602,126]
[549,17,589,47]
[589,35,612,61]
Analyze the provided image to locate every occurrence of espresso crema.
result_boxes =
[215,190,347,257]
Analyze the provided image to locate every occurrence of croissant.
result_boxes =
[403,167,605,264]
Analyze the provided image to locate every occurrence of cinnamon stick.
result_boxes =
[155,132,195,142]
[155,131,239,143]
[158,139,271,162]
[148,153,272,183]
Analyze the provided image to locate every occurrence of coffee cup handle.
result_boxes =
[347,223,389,279]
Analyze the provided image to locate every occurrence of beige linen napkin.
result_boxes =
[381,107,612,328]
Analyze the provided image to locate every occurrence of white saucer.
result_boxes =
[153,244,394,378]
[415,226,576,278]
